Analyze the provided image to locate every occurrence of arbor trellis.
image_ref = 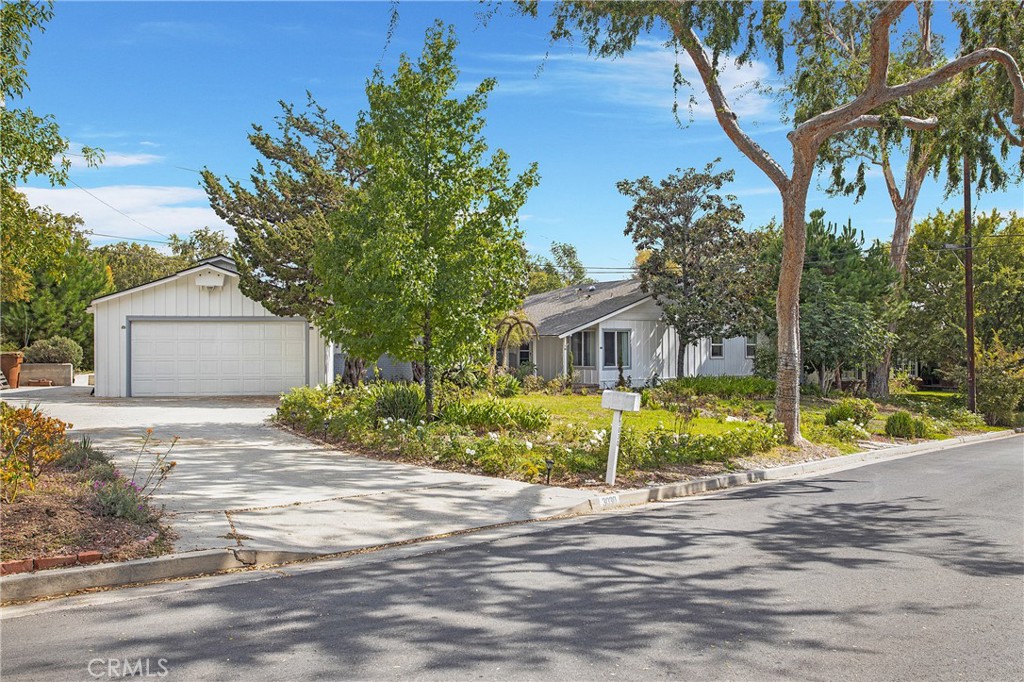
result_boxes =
[522,0,1024,443]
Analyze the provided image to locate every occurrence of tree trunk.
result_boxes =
[817,366,826,395]
[423,309,434,421]
[342,357,365,386]
[775,178,810,445]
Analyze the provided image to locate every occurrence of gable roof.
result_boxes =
[91,254,238,305]
[523,279,651,338]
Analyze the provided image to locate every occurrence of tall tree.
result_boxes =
[201,94,363,320]
[317,22,539,419]
[93,241,180,292]
[527,241,592,295]
[618,162,765,352]
[2,225,113,364]
[167,227,230,265]
[899,209,1024,369]
[519,0,1024,443]
[1,0,101,302]
[790,1,1023,398]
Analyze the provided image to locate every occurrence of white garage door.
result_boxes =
[130,319,307,396]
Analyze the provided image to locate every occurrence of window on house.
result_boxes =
[603,330,631,369]
[570,331,595,367]
[516,342,531,368]
[745,336,757,359]
[710,336,725,358]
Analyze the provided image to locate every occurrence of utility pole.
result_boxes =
[964,150,977,413]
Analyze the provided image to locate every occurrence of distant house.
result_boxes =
[514,279,756,388]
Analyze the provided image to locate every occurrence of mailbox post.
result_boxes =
[601,389,641,486]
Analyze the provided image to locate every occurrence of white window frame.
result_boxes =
[570,331,595,368]
[602,329,631,369]
[710,336,725,358]
[744,336,756,359]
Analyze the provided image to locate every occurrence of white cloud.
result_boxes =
[484,39,778,121]
[95,151,164,168]
[18,185,232,243]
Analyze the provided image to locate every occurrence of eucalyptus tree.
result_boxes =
[519,0,1024,443]
[317,23,539,419]
[791,0,1023,397]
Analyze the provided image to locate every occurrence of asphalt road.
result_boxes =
[2,436,1022,681]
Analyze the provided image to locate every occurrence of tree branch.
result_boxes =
[832,114,939,133]
[866,1,913,94]
[668,18,790,192]
[885,47,1024,125]
[992,112,1024,147]
[881,155,904,208]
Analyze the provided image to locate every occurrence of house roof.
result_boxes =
[523,279,651,338]
[91,254,238,306]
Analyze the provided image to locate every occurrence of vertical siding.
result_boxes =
[534,336,563,380]
[93,270,328,397]
[682,335,755,377]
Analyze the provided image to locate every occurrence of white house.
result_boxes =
[90,255,329,397]
[516,279,756,388]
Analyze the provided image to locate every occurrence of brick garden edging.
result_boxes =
[1,551,104,576]
[0,531,160,577]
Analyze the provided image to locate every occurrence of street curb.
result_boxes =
[564,429,1019,515]
[2,430,1016,604]
[0,548,317,603]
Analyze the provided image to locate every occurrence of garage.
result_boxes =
[91,255,328,398]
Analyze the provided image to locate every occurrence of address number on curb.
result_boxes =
[597,494,620,508]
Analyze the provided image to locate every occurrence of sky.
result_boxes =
[16,0,1024,279]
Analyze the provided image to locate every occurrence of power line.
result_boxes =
[67,178,170,239]
[85,231,169,245]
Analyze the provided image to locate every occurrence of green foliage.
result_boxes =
[825,398,877,427]
[93,241,179,292]
[317,23,539,418]
[94,476,152,524]
[490,372,521,398]
[947,337,1024,426]
[167,228,230,265]
[527,241,593,295]
[2,230,112,365]
[901,210,1024,367]
[369,382,426,424]
[752,340,777,380]
[439,398,550,432]
[23,335,83,366]
[890,370,919,395]
[619,161,766,348]
[885,410,916,439]
[277,385,347,433]
[203,93,361,320]
[827,420,871,443]
[1,2,102,304]
[522,374,545,394]
[56,437,111,471]
[657,376,776,400]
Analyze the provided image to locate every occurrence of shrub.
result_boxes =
[23,336,83,366]
[277,385,344,432]
[0,403,70,502]
[885,410,916,439]
[490,372,521,398]
[658,376,776,400]
[890,370,919,395]
[912,417,930,439]
[56,436,111,470]
[439,398,550,432]
[826,420,871,443]
[825,398,877,427]
[946,338,1024,426]
[521,375,545,393]
[94,475,152,523]
[752,341,777,380]
[944,407,987,431]
[370,382,425,423]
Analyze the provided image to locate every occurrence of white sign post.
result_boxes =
[601,390,641,486]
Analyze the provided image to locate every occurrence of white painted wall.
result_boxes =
[93,269,327,397]
[679,335,755,377]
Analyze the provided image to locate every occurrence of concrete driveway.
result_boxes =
[1,386,592,555]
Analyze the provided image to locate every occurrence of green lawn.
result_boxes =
[511,393,750,436]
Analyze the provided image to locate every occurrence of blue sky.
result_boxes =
[18,1,1024,278]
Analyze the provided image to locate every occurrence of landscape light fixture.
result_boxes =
[545,459,554,485]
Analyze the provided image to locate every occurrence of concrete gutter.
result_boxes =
[564,429,1019,515]
[1,429,1016,604]
[0,548,316,603]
